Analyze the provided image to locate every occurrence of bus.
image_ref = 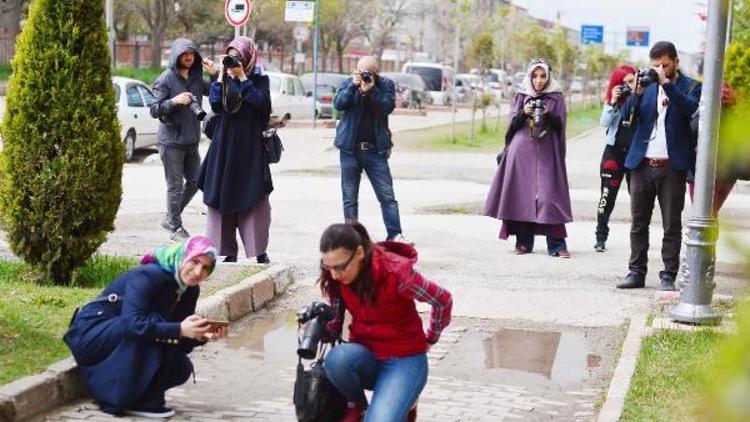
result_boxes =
[401,62,456,106]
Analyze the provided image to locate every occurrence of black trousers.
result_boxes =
[628,164,686,277]
[132,347,193,411]
[595,145,630,242]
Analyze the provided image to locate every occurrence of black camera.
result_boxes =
[187,93,206,121]
[638,68,659,87]
[222,54,242,69]
[620,83,633,97]
[297,301,335,359]
[359,71,374,84]
[530,98,545,127]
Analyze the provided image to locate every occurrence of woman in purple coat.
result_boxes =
[484,58,573,257]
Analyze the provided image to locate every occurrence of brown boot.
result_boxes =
[407,404,417,422]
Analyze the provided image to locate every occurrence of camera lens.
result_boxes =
[222,55,241,69]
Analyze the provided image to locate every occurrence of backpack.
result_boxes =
[293,351,347,422]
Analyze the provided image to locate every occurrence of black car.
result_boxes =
[300,72,348,119]
[380,72,433,109]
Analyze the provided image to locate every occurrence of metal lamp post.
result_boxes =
[669,0,730,324]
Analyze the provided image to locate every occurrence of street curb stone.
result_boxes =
[596,314,648,422]
[0,264,294,422]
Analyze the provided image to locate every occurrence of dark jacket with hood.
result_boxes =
[150,38,211,147]
[333,76,396,154]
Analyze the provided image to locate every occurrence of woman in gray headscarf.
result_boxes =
[484,58,573,258]
[196,36,274,264]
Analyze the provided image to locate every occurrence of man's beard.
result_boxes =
[179,61,192,70]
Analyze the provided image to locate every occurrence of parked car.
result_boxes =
[113,76,159,162]
[266,71,315,121]
[454,73,482,104]
[478,68,512,100]
[300,72,348,119]
[402,61,455,106]
[380,72,432,109]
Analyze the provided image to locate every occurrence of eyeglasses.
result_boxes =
[320,251,356,273]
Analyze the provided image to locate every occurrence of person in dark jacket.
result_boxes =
[594,65,637,252]
[616,41,701,291]
[151,38,218,240]
[63,236,226,418]
[316,222,453,422]
[333,56,410,244]
[195,37,273,264]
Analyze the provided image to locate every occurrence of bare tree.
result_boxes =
[319,0,365,72]
[133,0,181,68]
[364,0,409,62]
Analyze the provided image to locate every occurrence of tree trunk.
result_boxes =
[0,0,21,36]
[337,47,345,74]
[150,31,162,69]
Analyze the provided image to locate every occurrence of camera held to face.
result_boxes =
[187,93,206,121]
[620,83,633,97]
[637,68,659,87]
[296,301,335,359]
[359,71,374,84]
[222,54,242,69]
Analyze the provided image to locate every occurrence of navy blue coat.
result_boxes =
[334,77,396,154]
[196,74,273,214]
[64,264,203,413]
[622,71,701,171]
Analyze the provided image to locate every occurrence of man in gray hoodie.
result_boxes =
[150,38,217,240]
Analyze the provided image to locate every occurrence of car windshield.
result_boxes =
[405,67,442,91]
[300,73,347,92]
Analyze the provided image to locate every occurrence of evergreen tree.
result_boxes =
[0,0,122,284]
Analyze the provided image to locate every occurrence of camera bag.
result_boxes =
[293,349,347,422]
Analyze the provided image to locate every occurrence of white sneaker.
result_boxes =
[124,407,175,418]
[391,233,414,246]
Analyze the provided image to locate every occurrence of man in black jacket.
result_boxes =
[151,38,217,240]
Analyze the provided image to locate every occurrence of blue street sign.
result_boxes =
[580,25,604,45]
[626,27,650,47]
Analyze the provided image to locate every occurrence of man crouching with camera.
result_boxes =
[334,56,411,245]
[151,38,218,240]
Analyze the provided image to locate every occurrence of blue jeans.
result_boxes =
[323,343,427,422]
[340,150,402,240]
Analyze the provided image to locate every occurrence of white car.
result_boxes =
[112,76,159,162]
[265,71,315,121]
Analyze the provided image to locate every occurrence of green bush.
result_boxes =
[113,67,163,85]
[0,0,122,285]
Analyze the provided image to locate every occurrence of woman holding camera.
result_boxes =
[196,36,273,264]
[594,65,638,252]
[63,236,226,418]
[318,222,453,422]
[484,58,573,257]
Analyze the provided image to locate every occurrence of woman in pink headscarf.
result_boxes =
[196,37,274,264]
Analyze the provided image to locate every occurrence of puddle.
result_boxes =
[481,328,600,383]
[224,311,301,365]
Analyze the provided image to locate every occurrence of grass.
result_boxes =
[620,329,723,421]
[398,103,602,152]
[0,63,11,81]
[0,255,138,386]
[112,67,164,85]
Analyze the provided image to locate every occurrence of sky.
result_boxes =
[511,0,708,62]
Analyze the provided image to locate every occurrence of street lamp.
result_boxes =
[669,0,730,325]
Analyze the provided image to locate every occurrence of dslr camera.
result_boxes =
[359,71,374,84]
[637,68,660,87]
[296,301,335,359]
[222,54,242,69]
[530,98,545,127]
[187,93,206,121]
[619,83,633,97]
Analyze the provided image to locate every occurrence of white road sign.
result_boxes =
[225,0,252,27]
[293,25,310,42]
[284,1,315,22]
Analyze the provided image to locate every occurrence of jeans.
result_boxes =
[324,343,427,422]
[596,145,630,242]
[158,144,201,229]
[340,149,402,239]
[629,164,686,277]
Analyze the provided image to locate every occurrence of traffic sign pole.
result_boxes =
[312,0,320,129]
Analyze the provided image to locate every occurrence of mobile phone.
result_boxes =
[204,320,230,331]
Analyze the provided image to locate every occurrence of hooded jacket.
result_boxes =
[150,38,211,147]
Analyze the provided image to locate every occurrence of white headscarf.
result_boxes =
[518,58,561,97]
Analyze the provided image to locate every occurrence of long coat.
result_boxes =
[484,92,573,225]
[64,264,203,414]
[196,74,273,214]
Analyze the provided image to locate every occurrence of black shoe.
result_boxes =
[256,253,270,264]
[160,217,177,232]
[169,226,190,241]
[659,272,676,291]
[594,241,606,252]
[223,255,237,263]
[617,271,645,289]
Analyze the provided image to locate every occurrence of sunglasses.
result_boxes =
[320,250,356,273]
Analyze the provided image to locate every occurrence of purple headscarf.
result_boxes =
[226,36,257,75]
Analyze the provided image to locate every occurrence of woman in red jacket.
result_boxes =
[318,222,453,422]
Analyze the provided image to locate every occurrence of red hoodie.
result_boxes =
[329,242,453,360]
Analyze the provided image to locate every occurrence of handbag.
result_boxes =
[202,112,220,140]
[263,129,284,164]
[293,350,347,422]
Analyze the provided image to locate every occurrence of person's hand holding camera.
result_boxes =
[351,71,363,87]
[653,65,668,85]
[610,85,622,105]
[172,92,193,106]
[180,314,210,339]
[359,72,375,93]
[523,101,534,116]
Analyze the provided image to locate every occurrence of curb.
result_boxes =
[596,314,648,422]
[0,264,294,422]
